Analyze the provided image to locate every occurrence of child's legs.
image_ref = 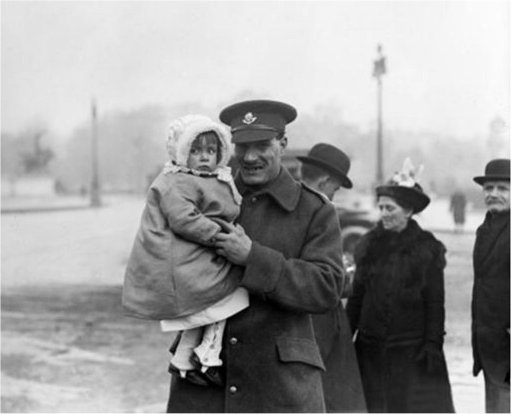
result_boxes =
[193,320,226,368]
[170,327,203,371]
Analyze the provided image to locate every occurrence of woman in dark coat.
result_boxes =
[346,160,455,413]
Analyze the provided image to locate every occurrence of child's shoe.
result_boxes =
[190,353,225,387]
[168,362,209,387]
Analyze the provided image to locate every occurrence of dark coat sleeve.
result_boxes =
[423,241,447,345]
[240,202,343,314]
[345,237,369,333]
[346,272,365,334]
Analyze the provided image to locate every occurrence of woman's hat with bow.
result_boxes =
[376,158,430,214]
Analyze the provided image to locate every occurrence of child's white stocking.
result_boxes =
[170,327,202,371]
[193,320,226,368]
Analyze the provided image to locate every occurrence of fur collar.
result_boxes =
[356,219,443,267]
[355,219,446,301]
[235,167,301,212]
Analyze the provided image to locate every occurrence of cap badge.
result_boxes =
[242,112,257,125]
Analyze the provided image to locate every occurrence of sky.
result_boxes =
[1,1,510,139]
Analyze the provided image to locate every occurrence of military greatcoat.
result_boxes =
[313,305,367,413]
[167,167,344,413]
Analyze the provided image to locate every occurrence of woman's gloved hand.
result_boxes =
[415,341,445,374]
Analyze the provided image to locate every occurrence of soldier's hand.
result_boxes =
[214,223,252,266]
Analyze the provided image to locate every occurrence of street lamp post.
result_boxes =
[373,44,387,185]
[90,98,101,207]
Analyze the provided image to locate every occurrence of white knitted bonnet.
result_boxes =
[166,114,233,168]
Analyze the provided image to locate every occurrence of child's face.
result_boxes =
[187,135,219,172]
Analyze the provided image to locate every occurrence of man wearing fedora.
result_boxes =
[471,158,510,413]
[298,143,367,413]
[166,100,345,413]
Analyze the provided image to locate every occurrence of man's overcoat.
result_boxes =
[472,210,510,384]
[167,168,344,413]
[313,306,367,413]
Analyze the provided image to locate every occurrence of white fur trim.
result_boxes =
[167,114,233,167]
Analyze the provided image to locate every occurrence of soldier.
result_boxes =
[298,143,367,413]
[166,100,345,413]
[471,158,510,413]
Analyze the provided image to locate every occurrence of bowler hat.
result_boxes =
[219,99,297,143]
[297,143,353,188]
[473,158,510,185]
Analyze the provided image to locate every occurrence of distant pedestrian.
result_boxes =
[471,158,510,413]
[123,114,247,387]
[347,158,455,413]
[450,190,467,233]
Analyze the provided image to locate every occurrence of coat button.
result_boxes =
[229,337,238,345]
[229,385,238,394]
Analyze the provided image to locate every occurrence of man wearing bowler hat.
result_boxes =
[298,143,366,413]
[298,143,353,201]
[166,100,345,413]
[471,158,510,413]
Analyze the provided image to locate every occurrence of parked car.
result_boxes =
[336,205,376,258]
[335,204,376,298]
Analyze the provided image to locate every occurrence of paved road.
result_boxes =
[1,195,488,412]
[2,196,144,288]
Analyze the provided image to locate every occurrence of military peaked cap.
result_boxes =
[219,99,297,143]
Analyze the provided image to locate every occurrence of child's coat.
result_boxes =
[123,115,244,320]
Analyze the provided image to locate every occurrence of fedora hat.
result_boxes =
[219,99,297,144]
[297,143,353,188]
[473,158,510,186]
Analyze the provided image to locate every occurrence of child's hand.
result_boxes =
[214,223,252,266]
[210,218,232,233]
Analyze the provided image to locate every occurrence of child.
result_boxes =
[123,114,249,387]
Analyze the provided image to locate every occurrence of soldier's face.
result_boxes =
[483,181,510,213]
[234,137,287,186]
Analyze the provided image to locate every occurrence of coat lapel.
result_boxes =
[235,167,301,212]
[474,212,510,273]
